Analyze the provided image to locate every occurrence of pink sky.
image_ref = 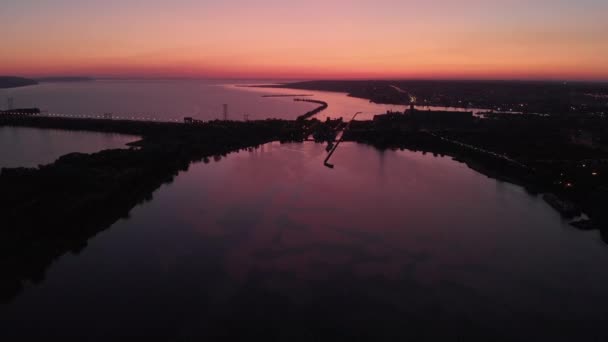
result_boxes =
[1,0,607,80]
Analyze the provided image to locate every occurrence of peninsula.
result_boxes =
[263,80,608,115]
[0,76,38,89]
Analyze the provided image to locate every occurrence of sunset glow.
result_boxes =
[2,0,607,80]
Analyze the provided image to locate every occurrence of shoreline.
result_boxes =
[1,111,607,302]
[1,114,604,227]
[0,116,287,303]
[258,80,608,115]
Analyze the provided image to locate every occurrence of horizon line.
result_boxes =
[6,75,608,84]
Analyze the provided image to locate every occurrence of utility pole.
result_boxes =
[244,114,249,121]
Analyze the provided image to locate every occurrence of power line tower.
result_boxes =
[223,104,228,121]
[244,114,249,122]
[7,97,14,111]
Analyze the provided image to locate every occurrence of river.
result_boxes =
[1,141,608,340]
[0,79,407,121]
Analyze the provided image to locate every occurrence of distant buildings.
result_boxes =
[184,117,205,124]
[407,108,473,126]
[373,107,473,129]
[0,107,41,115]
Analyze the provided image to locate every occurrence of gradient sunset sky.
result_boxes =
[2,0,607,80]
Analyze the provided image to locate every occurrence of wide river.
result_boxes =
[0,79,480,122]
[1,137,608,340]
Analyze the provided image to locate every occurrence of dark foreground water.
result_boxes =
[0,126,137,168]
[1,142,608,340]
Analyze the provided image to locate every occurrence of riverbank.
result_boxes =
[2,113,606,228]
[0,116,288,303]
[260,80,608,115]
[2,111,608,303]
[343,122,608,232]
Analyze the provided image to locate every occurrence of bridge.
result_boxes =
[324,111,361,168]
[0,110,187,123]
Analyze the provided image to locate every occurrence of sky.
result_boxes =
[1,0,607,80]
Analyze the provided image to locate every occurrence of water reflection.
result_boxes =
[2,143,608,340]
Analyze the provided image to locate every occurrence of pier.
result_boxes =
[324,112,361,168]
[295,99,329,120]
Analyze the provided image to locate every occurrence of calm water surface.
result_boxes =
[0,80,408,121]
[1,142,608,340]
[0,127,137,168]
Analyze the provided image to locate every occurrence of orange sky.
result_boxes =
[1,0,607,80]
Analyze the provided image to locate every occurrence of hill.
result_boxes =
[0,76,38,89]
